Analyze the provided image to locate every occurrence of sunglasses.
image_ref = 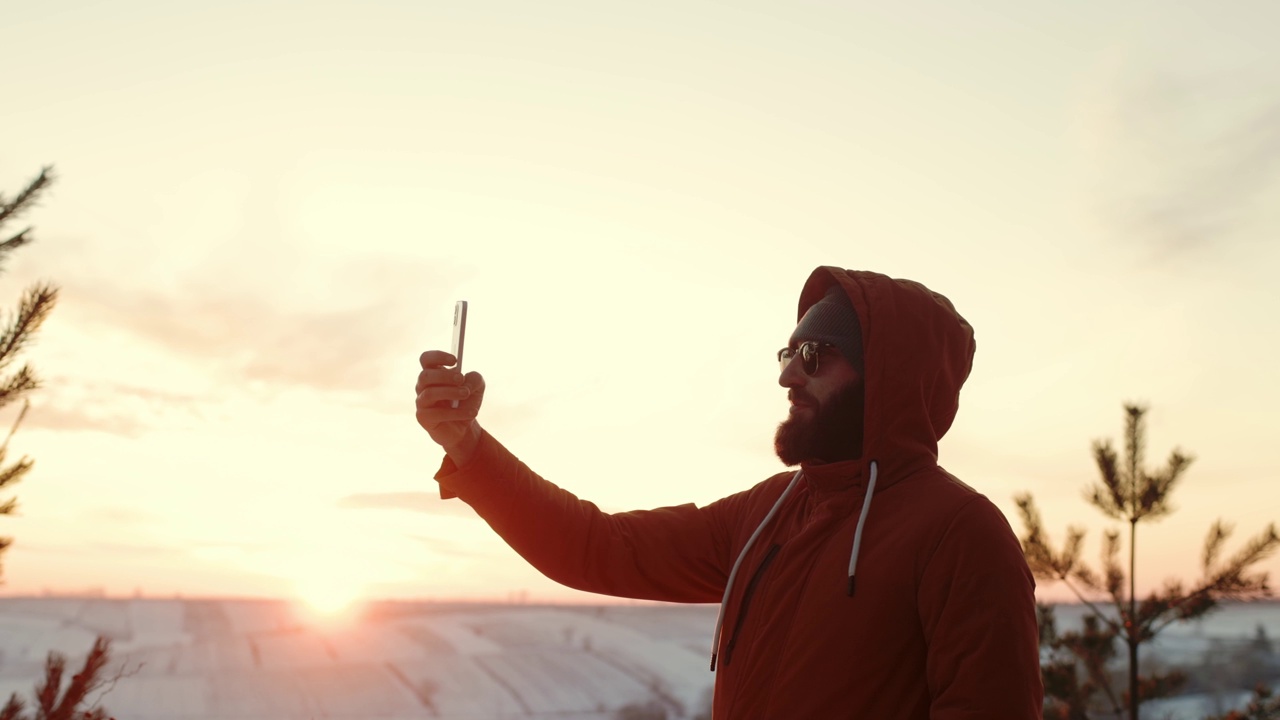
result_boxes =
[777,341,836,376]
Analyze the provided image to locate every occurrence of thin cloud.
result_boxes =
[337,491,479,519]
[5,166,471,401]
[409,534,488,560]
[17,541,187,558]
[41,249,466,400]
[23,380,206,437]
[1086,65,1280,261]
[20,403,147,437]
[63,279,414,393]
[81,505,161,526]
[339,489,629,518]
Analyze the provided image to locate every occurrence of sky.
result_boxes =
[0,0,1277,609]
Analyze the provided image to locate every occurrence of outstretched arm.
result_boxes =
[434,430,731,603]
[415,349,732,603]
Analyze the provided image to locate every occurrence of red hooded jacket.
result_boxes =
[435,268,1043,718]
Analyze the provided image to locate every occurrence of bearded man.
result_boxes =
[414,267,1044,719]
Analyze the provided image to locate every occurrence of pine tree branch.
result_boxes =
[1017,493,1091,580]
[1146,593,1216,638]
[0,458,32,493]
[1145,584,1225,638]
[1060,577,1127,637]
[1098,675,1125,717]
[79,638,134,720]
[0,399,27,458]
[0,283,58,374]
[1032,539,1125,634]
[50,637,110,719]
[0,537,11,586]
[9,638,118,720]
[0,694,24,720]
[1061,526,1085,571]
[0,167,54,231]
[1066,619,1125,716]
[1087,440,1126,520]
[1145,526,1279,637]
[0,525,11,600]
[1015,493,1125,634]
[0,230,33,271]
[1124,404,1147,507]
[1128,669,1189,705]
[1101,528,1126,609]
[1204,520,1234,575]
[1015,492,1059,575]
[1208,684,1280,720]
[1070,563,1102,593]
[1136,578,1202,639]
[34,652,64,714]
[1037,602,1059,646]
[0,366,39,413]
[0,399,32,493]
[1222,523,1280,577]
[1138,448,1193,522]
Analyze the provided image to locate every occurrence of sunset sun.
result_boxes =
[293,575,365,618]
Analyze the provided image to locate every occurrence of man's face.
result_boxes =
[774,340,865,466]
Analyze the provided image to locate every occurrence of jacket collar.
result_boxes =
[799,458,863,494]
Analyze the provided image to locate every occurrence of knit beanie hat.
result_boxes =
[789,284,864,374]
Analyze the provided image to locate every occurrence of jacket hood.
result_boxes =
[797,267,975,489]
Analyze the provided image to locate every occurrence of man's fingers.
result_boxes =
[416,367,466,394]
[420,350,458,369]
[413,356,484,438]
[416,385,471,407]
[416,391,478,421]
[415,404,474,421]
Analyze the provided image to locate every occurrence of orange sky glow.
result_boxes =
[1,1,1277,609]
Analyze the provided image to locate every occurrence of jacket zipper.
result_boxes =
[721,543,781,668]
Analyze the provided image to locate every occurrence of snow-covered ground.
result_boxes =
[1050,602,1280,662]
[1046,602,1280,720]
[0,597,719,719]
[0,598,1276,719]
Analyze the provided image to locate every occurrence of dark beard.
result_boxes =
[774,382,865,466]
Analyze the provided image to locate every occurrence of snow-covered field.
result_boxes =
[1046,603,1280,720]
[0,598,1276,719]
[0,597,718,719]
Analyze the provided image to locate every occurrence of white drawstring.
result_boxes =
[708,460,880,670]
[846,460,878,596]
[709,470,803,671]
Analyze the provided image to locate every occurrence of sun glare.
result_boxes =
[294,576,364,619]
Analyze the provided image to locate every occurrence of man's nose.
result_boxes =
[779,354,806,388]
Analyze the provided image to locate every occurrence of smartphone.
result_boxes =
[450,300,468,408]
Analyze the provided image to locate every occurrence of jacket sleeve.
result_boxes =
[434,429,733,603]
[917,496,1044,719]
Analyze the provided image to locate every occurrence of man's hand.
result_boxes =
[415,350,485,465]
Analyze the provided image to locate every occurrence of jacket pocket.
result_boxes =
[722,543,781,667]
